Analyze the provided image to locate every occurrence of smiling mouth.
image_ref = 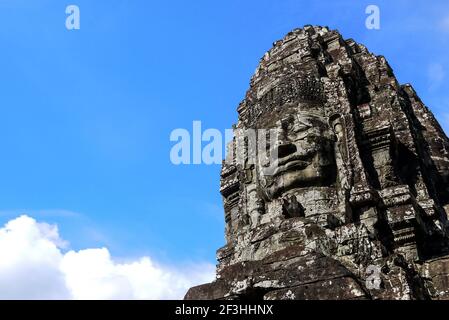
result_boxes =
[273,160,310,176]
[272,153,312,176]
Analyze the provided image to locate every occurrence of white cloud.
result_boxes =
[0,215,215,300]
[0,209,83,218]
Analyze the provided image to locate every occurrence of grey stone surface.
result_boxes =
[185,26,449,300]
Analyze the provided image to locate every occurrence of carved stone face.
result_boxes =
[256,106,335,200]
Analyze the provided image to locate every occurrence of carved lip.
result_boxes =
[261,148,315,176]
[272,156,311,176]
[277,152,311,166]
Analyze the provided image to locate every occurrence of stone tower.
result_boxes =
[185,26,449,300]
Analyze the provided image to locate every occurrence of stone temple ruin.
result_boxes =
[185,26,449,300]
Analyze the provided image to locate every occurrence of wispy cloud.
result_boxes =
[427,63,445,91]
[441,14,449,32]
[441,114,449,135]
[437,99,449,135]
[0,215,215,299]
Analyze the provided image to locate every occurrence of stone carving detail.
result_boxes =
[185,26,449,300]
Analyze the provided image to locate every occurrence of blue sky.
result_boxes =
[0,0,448,270]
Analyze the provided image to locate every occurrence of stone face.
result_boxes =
[185,26,449,300]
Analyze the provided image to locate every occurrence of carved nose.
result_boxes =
[277,143,297,158]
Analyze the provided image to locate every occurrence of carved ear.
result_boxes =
[329,113,345,132]
[328,113,339,125]
[256,181,271,202]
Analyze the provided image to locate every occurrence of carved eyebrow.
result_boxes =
[280,115,294,123]
[295,117,314,127]
[295,114,327,126]
[279,114,324,130]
